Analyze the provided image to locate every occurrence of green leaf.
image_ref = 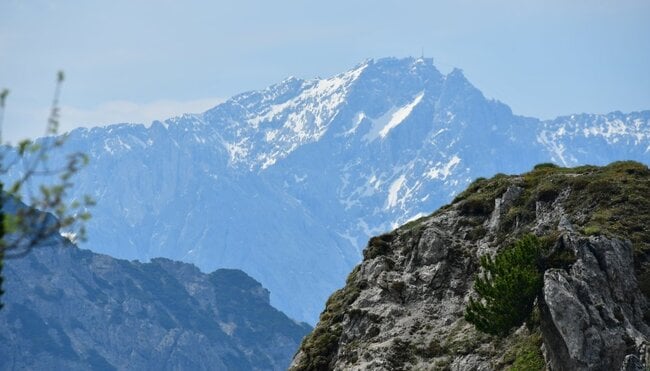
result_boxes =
[2,214,20,234]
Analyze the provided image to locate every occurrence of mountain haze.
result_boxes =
[13,57,649,324]
[0,234,310,370]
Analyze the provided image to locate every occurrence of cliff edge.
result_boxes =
[291,161,650,370]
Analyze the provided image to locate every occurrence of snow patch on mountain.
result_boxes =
[580,118,648,144]
[426,155,461,180]
[387,175,407,209]
[214,61,370,170]
[364,91,424,142]
[343,112,366,137]
[537,130,573,166]
[378,92,424,139]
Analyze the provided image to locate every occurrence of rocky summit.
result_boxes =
[0,232,311,371]
[291,161,650,370]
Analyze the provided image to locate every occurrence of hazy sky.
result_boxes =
[1,0,649,143]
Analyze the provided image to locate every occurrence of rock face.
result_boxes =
[291,161,650,370]
[6,57,648,324]
[540,236,648,370]
[0,235,311,371]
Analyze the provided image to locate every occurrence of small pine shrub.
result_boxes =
[536,182,561,202]
[363,234,393,259]
[533,163,559,170]
[465,235,543,337]
[460,195,493,216]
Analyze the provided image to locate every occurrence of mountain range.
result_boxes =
[0,228,310,370]
[9,57,649,324]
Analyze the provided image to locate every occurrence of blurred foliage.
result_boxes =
[0,72,94,308]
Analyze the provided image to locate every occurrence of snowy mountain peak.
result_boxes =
[45,57,650,324]
[196,59,373,169]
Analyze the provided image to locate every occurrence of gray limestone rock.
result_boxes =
[540,236,649,371]
[291,164,650,370]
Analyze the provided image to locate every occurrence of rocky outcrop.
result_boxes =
[0,236,311,371]
[291,162,650,370]
[540,236,649,370]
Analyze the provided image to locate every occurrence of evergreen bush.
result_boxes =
[465,235,543,336]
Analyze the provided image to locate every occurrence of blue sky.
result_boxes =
[1,0,649,143]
